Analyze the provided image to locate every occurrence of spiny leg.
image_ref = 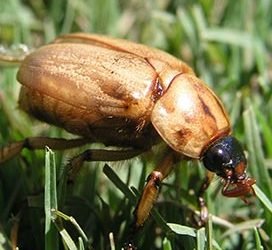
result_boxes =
[127,150,176,247]
[197,170,215,226]
[0,137,90,164]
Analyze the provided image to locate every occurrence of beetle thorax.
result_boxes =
[151,73,231,158]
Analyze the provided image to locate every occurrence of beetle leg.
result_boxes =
[0,137,89,164]
[197,171,215,226]
[67,148,145,180]
[127,151,175,244]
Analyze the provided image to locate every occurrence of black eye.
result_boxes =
[203,146,230,173]
[207,148,230,167]
[202,136,247,178]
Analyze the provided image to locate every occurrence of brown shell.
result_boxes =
[17,33,230,155]
[17,34,191,148]
[151,74,231,158]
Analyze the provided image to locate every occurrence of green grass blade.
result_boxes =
[254,227,264,250]
[202,28,254,48]
[254,185,272,214]
[58,228,78,250]
[221,219,264,238]
[78,237,84,250]
[44,147,59,250]
[163,237,172,250]
[109,232,115,250]
[196,227,205,250]
[52,209,90,247]
[167,223,196,237]
[207,214,213,250]
[103,164,137,203]
[243,105,272,196]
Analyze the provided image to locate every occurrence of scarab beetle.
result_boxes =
[0,33,255,236]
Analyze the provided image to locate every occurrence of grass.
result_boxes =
[0,0,272,249]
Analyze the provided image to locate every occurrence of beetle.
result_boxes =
[0,33,255,242]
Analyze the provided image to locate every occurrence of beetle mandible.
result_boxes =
[0,33,255,235]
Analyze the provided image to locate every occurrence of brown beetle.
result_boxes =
[0,33,255,237]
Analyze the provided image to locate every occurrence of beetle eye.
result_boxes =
[203,146,231,173]
[202,136,248,179]
[211,148,230,166]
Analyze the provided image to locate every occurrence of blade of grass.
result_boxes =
[243,104,272,196]
[176,8,198,53]
[44,147,59,250]
[167,223,196,237]
[52,209,89,246]
[79,237,84,250]
[196,227,205,250]
[163,237,172,250]
[168,222,222,250]
[221,219,264,238]
[103,164,137,203]
[253,185,272,214]
[109,232,115,250]
[202,28,254,48]
[57,227,78,250]
[254,227,264,250]
[207,214,213,250]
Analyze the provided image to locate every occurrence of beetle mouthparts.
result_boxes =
[221,176,256,198]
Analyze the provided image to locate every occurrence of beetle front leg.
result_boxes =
[197,171,215,226]
[127,151,176,245]
[0,137,90,164]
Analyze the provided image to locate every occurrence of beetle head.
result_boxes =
[202,135,256,199]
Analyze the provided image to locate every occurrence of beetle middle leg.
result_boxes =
[67,148,145,180]
[0,137,91,164]
[196,170,215,226]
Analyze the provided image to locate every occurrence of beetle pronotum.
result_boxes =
[0,33,255,245]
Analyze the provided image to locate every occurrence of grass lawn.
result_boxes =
[0,0,271,249]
